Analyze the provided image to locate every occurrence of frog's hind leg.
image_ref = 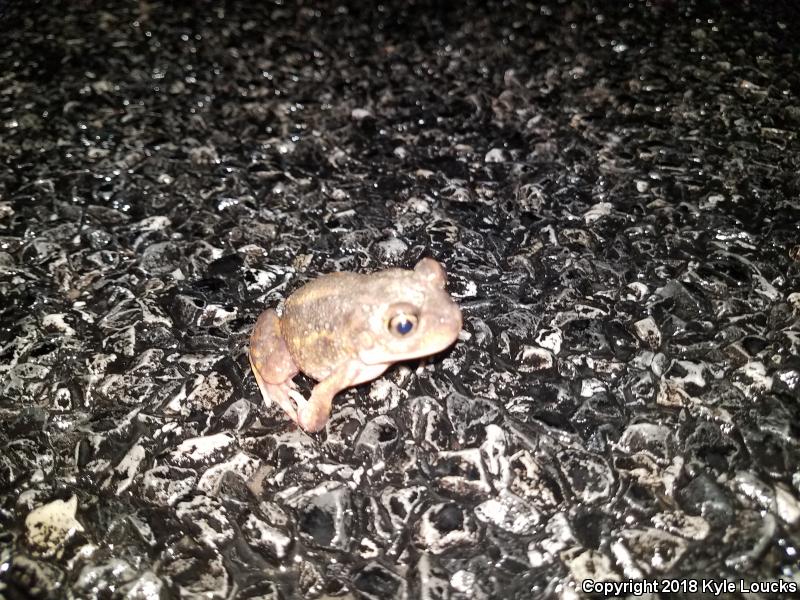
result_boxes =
[297,361,390,433]
[249,309,301,423]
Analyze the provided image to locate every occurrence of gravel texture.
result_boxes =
[1,1,799,599]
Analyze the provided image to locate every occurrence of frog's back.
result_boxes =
[280,272,367,378]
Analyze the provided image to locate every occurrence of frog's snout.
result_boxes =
[427,300,462,350]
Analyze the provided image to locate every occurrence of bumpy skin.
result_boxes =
[249,258,462,432]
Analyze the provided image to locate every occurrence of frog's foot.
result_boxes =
[263,379,315,432]
[285,371,341,432]
[260,376,331,433]
[286,386,326,433]
[296,394,330,433]
[262,380,300,423]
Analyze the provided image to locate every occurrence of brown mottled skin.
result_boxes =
[249,258,462,432]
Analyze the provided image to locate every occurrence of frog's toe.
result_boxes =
[264,381,299,423]
[287,388,308,410]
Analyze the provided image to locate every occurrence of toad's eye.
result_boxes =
[389,313,418,336]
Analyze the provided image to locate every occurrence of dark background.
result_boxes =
[1,1,799,598]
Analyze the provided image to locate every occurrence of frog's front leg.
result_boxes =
[297,361,390,432]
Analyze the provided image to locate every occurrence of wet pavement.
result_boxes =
[1,1,799,598]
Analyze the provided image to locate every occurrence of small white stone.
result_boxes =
[651,511,710,541]
[42,313,76,336]
[535,327,562,355]
[787,292,800,313]
[406,197,430,213]
[113,444,147,495]
[133,216,171,231]
[197,452,262,496]
[374,237,408,261]
[26,496,85,553]
[518,345,554,372]
[700,193,724,209]
[625,282,649,301]
[474,492,541,534]
[485,148,506,162]
[170,432,235,464]
[351,108,372,120]
[633,317,661,349]
[527,547,547,568]
[580,378,606,397]
[733,361,773,395]
[583,201,613,224]
[450,570,476,593]
[669,360,706,388]
[775,483,800,525]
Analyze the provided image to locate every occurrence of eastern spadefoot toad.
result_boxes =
[249,258,462,432]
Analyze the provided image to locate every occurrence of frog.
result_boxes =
[249,258,462,432]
